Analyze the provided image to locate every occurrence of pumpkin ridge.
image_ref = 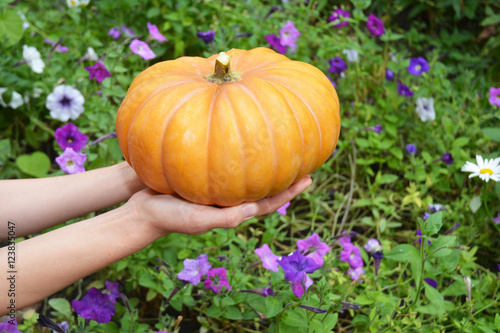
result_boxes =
[206,84,222,204]
[264,80,306,178]
[157,85,212,193]
[120,80,200,161]
[234,79,278,195]
[255,76,324,173]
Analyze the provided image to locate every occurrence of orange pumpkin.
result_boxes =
[116,47,340,206]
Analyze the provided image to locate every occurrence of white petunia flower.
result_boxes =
[86,47,99,61]
[46,85,85,121]
[342,49,359,63]
[0,88,24,109]
[66,0,90,7]
[461,155,500,182]
[415,97,435,122]
[22,45,45,74]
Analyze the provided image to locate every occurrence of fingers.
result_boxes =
[255,175,312,215]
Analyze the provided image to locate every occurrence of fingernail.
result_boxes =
[242,203,258,219]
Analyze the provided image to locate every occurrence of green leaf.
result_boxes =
[281,308,308,327]
[428,236,457,259]
[48,298,72,318]
[221,296,235,306]
[376,173,398,184]
[481,15,500,26]
[265,297,282,318]
[0,138,11,165]
[495,182,500,199]
[469,196,482,213]
[223,305,242,320]
[424,284,444,314]
[322,313,338,331]
[16,152,51,178]
[385,244,420,262]
[310,319,324,333]
[482,127,500,142]
[424,211,442,236]
[206,305,223,318]
[0,10,23,46]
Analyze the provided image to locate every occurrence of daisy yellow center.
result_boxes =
[480,168,493,175]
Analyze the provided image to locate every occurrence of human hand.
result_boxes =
[126,175,312,236]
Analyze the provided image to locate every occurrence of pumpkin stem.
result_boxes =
[205,52,241,84]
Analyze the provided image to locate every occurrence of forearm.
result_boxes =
[0,203,161,315]
[0,162,146,240]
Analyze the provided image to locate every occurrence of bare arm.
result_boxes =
[0,162,146,240]
[0,176,312,315]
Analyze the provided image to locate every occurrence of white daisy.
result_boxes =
[461,155,500,182]
[46,85,85,121]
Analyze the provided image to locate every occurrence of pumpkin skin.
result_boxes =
[116,47,340,206]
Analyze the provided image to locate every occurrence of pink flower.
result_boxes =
[204,267,232,294]
[291,274,313,298]
[255,244,280,272]
[147,22,167,42]
[296,233,330,269]
[177,254,212,285]
[347,267,365,280]
[277,201,290,215]
[280,21,300,48]
[489,87,500,107]
[84,62,111,83]
[129,39,156,60]
[56,148,86,174]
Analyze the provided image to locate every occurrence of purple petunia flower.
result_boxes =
[327,75,337,87]
[121,25,135,37]
[103,281,121,304]
[291,274,313,298]
[328,57,347,74]
[340,242,364,269]
[386,68,395,81]
[84,62,111,83]
[296,233,330,270]
[280,21,300,48]
[44,39,69,53]
[364,239,382,253]
[0,319,22,333]
[427,203,447,213]
[72,288,116,324]
[406,144,417,156]
[55,122,88,152]
[108,27,120,39]
[398,82,414,97]
[177,253,212,285]
[147,22,167,42]
[423,212,431,220]
[424,278,438,289]
[241,286,275,297]
[197,30,216,45]
[372,251,384,276]
[367,124,383,134]
[440,152,454,165]
[56,148,87,174]
[265,34,286,54]
[492,211,500,224]
[129,39,156,60]
[366,14,385,36]
[407,57,430,76]
[278,251,317,282]
[329,9,350,28]
[277,201,290,215]
[416,229,431,245]
[489,87,500,107]
[204,267,232,294]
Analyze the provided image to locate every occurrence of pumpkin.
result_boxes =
[115,47,340,206]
